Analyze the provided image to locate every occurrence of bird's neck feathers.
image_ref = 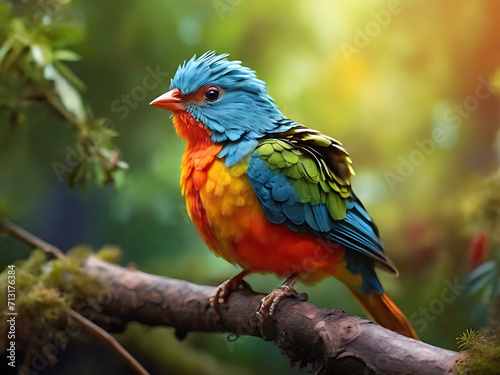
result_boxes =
[175,107,297,168]
[172,112,214,147]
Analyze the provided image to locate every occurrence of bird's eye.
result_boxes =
[205,87,220,102]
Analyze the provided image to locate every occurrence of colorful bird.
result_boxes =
[150,52,419,339]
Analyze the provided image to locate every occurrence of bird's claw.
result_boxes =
[209,271,250,320]
[256,285,307,321]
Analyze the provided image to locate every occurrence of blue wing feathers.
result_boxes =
[283,204,305,225]
[247,154,394,273]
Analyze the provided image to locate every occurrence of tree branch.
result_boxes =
[83,256,463,375]
[2,222,464,374]
[1,222,148,375]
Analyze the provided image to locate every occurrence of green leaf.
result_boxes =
[53,49,81,62]
[112,168,127,188]
[42,22,85,48]
[466,260,498,295]
[68,159,89,191]
[0,37,13,66]
[92,158,106,187]
[44,64,86,122]
[31,44,53,66]
[0,34,25,70]
[457,329,482,351]
[10,18,27,36]
[54,61,86,94]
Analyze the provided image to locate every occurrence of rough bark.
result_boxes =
[83,256,462,375]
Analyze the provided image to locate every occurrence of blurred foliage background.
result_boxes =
[1,0,499,374]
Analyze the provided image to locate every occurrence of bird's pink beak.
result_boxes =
[149,88,186,112]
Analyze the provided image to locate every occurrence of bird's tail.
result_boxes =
[348,288,420,340]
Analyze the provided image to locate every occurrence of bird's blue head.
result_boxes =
[150,51,294,166]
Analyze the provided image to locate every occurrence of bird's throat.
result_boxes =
[172,112,214,147]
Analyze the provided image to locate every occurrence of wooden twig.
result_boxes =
[68,309,149,375]
[2,222,149,374]
[2,222,65,259]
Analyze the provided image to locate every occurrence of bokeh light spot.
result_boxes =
[177,17,201,45]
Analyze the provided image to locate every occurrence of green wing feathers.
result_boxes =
[256,126,355,221]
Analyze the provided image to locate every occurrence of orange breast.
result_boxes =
[174,113,350,285]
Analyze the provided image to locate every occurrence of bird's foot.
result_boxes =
[210,270,251,320]
[256,273,306,321]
